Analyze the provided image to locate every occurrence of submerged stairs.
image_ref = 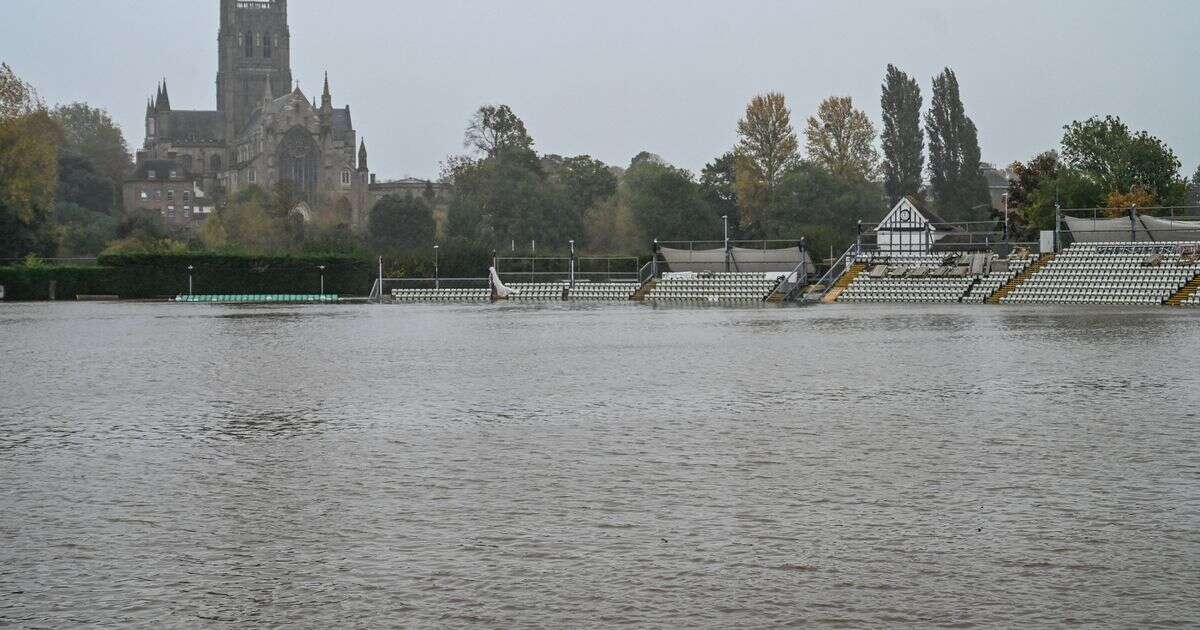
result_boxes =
[987,254,1054,304]
[631,279,657,301]
[1166,273,1200,306]
[823,262,867,303]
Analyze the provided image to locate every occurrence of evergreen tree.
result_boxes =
[1190,165,1200,206]
[925,68,990,223]
[880,65,924,204]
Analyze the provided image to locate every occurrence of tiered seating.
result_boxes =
[1181,293,1200,307]
[644,272,780,303]
[509,282,567,301]
[839,273,974,303]
[839,252,1036,304]
[961,256,1035,303]
[1002,242,1200,305]
[175,294,339,303]
[392,288,488,302]
[569,282,638,301]
[390,282,639,302]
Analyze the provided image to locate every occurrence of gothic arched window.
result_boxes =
[263,32,272,58]
[210,154,222,173]
[278,127,320,201]
[342,170,351,186]
[244,31,254,57]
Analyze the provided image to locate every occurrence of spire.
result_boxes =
[262,73,274,103]
[358,138,368,172]
[321,71,332,111]
[158,79,171,111]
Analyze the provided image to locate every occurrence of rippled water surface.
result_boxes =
[2,301,1199,628]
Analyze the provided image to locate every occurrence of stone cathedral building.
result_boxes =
[124,0,372,230]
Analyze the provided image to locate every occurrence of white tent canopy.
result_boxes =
[1063,215,1200,242]
[659,246,815,274]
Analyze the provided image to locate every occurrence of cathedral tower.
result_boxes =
[216,0,292,139]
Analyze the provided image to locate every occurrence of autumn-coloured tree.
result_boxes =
[1104,185,1158,217]
[0,62,59,257]
[0,62,40,120]
[733,92,798,236]
[804,95,880,181]
[880,65,924,204]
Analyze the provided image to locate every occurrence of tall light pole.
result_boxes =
[433,245,440,290]
[568,239,576,289]
[722,214,730,272]
[1002,192,1010,241]
[318,265,326,297]
[187,265,194,297]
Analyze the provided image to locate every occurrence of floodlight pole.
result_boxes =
[187,265,194,296]
[433,245,440,290]
[318,265,326,297]
[1053,204,1061,253]
[1003,192,1009,241]
[722,215,730,272]
[569,240,576,289]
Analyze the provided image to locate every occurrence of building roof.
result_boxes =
[129,158,190,182]
[901,195,954,227]
[163,110,224,146]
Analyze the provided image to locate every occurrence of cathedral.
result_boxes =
[124,0,372,230]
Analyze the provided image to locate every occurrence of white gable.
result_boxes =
[875,198,939,232]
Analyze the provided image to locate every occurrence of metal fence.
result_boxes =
[495,255,640,284]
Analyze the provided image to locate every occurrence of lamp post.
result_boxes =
[318,265,326,297]
[187,265,194,296]
[433,245,440,290]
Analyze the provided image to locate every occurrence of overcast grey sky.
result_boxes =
[3,0,1197,180]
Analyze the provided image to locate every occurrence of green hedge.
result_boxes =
[0,255,372,301]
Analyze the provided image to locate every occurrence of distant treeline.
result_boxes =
[2,61,1198,266]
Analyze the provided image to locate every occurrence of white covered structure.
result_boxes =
[873,197,956,254]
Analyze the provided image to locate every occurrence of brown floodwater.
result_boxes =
[1,301,1198,628]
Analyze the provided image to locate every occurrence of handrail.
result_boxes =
[813,244,859,291]
[637,259,656,286]
[780,258,812,302]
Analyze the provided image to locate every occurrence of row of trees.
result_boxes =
[1005,116,1195,237]
[0,62,146,259]
[4,57,1199,264]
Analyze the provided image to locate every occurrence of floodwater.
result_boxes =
[1,301,1198,628]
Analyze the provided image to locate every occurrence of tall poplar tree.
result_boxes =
[880,65,924,204]
[925,68,990,222]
